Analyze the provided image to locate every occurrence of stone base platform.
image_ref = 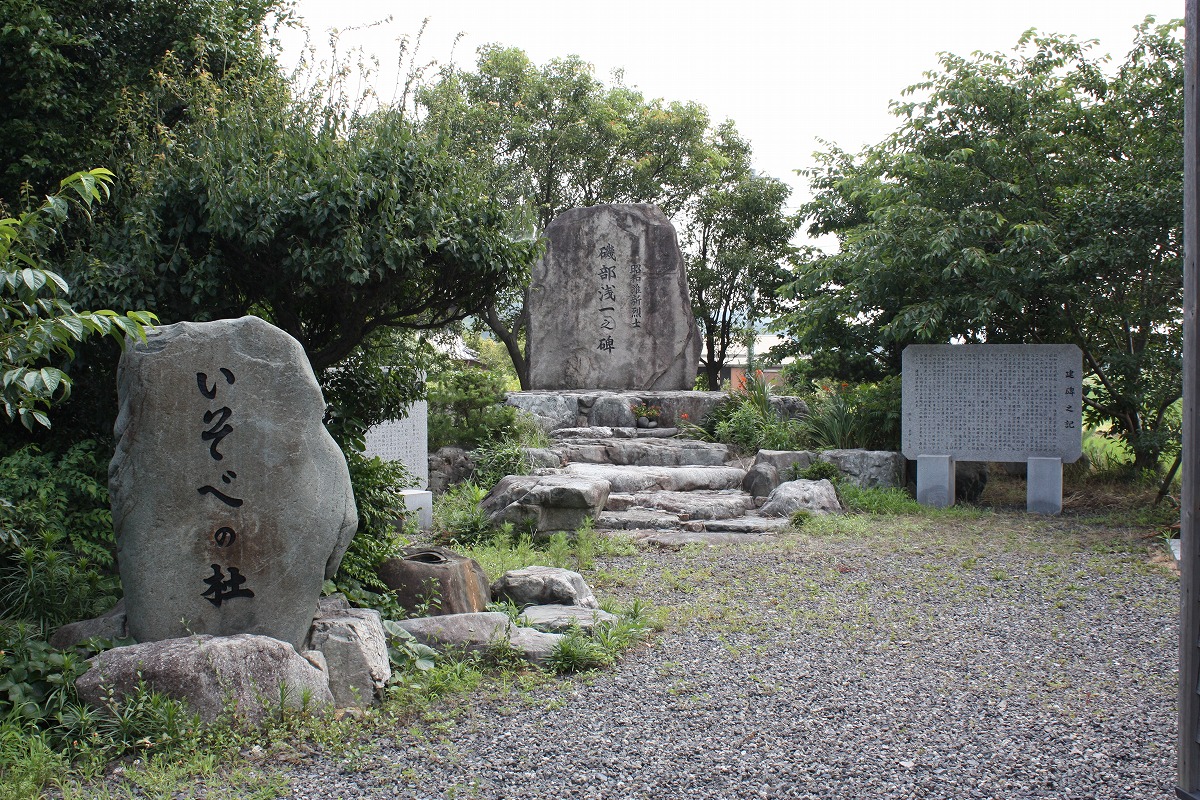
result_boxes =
[507,390,807,433]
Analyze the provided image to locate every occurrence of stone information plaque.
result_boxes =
[901,344,1083,463]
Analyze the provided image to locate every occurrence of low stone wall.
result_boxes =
[507,390,807,433]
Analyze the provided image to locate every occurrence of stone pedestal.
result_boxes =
[401,489,433,530]
[916,454,955,508]
[1026,457,1063,515]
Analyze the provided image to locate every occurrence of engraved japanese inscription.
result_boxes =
[901,344,1083,463]
[111,316,358,649]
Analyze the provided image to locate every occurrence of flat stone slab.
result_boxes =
[551,426,638,440]
[560,463,746,493]
[394,612,564,667]
[556,438,730,468]
[632,530,778,549]
[518,605,619,633]
[597,508,693,531]
[701,516,793,533]
[605,489,752,520]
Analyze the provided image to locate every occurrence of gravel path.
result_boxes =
[278,514,1176,799]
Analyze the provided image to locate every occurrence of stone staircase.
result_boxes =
[533,427,792,548]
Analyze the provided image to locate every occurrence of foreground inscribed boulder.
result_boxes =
[110,316,358,650]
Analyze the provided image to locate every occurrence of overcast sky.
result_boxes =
[282,1,1180,246]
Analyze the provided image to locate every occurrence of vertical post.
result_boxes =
[1181,1,1200,795]
[1026,457,1063,515]
[916,454,955,508]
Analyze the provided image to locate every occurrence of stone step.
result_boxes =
[597,507,790,535]
[605,489,753,520]
[630,530,781,549]
[554,437,730,468]
[556,463,746,493]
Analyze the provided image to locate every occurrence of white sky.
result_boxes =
[282,1,1180,246]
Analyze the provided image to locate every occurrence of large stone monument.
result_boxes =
[901,344,1083,513]
[527,204,701,390]
[110,316,358,650]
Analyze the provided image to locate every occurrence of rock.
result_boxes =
[701,516,793,533]
[742,463,780,499]
[769,396,810,420]
[49,600,128,650]
[75,634,333,724]
[760,479,842,517]
[560,463,746,493]
[527,204,701,390]
[492,566,599,610]
[550,426,620,439]
[591,394,640,428]
[956,461,989,503]
[307,607,390,708]
[633,530,777,549]
[556,438,730,468]
[110,316,357,650]
[597,508,691,531]
[753,450,816,478]
[428,447,475,494]
[522,448,564,469]
[817,450,905,488]
[377,546,491,616]
[605,489,752,520]
[394,612,511,656]
[504,392,581,432]
[481,475,610,533]
[507,627,565,666]
[519,605,618,634]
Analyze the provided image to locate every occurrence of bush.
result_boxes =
[0,442,120,631]
[801,376,900,451]
[706,372,803,455]
[790,460,841,482]
[332,451,414,599]
[427,364,518,450]
[432,482,494,547]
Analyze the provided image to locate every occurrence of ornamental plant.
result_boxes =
[631,403,661,419]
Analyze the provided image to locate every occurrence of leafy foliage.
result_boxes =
[0,441,120,631]
[426,363,519,451]
[76,46,537,373]
[0,0,286,207]
[779,21,1183,470]
[331,451,414,601]
[0,169,155,430]
[800,377,901,452]
[684,125,798,388]
[419,46,724,386]
[706,373,802,455]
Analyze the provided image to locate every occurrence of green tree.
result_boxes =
[0,168,155,429]
[0,0,287,209]
[71,47,537,373]
[684,124,798,389]
[418,45,721,387]
[779,20,1182,469]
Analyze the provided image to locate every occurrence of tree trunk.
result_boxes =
[484,301,530,390]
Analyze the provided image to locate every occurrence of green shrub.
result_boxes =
[432,481,495,547]
[708,373,803,454]
[333,451,414,598]
[801,377,900,451]
[837,485,925,515]
[790,460,841,482]
[453,412,549,496]
[0,442,120,631]
[427,364,518,450]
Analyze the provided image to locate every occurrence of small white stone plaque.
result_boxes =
[901,344,1083,463]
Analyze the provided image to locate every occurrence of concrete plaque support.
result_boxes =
[916,455,955,508]
[1026,457,1063,515]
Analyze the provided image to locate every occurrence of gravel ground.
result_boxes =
[274,512,1178,800]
